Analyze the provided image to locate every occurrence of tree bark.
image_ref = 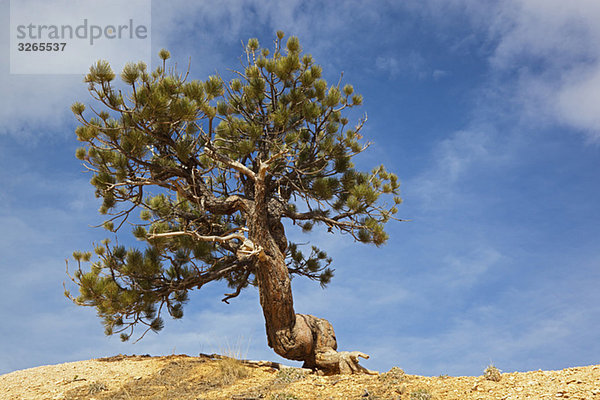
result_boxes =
[248,198,374,374]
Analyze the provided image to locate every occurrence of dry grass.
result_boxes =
[87,381,107,394]
[214,356,251,386]
[274,367,308,385]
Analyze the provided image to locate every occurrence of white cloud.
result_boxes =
[487,0,600,70]
[376,56,401,78]
[555,67,600,139]
[376,52,447,80]
[440,247,503,288]
[0,73,84,137]
[0,1,147,138]
[489,0,600,141]
[369,290,600,375]
[432,69,449,80]
[407,0,600,140]
[411,127,502,209]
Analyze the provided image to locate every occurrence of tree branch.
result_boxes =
[204,147,256,181]
[147,230,246,244]
[221,268,251,304]
[283,209,360,230]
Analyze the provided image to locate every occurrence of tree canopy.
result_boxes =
[66,31,402,346]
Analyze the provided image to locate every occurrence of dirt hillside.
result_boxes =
[1,354,599,400]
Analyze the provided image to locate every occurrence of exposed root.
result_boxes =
[293,314,378,375]
[315,349,378,375]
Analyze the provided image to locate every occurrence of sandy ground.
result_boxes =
[1,354,599,399]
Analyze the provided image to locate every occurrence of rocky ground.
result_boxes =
[1,354,599,400]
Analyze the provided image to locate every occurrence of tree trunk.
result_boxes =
[248,208,374,374]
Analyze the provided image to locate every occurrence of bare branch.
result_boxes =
[258,149,289,180]
[147,230,246,244]
[204,147,256,181]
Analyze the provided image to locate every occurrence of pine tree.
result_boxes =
[66,32,402,374]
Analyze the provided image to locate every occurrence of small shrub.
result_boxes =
[483,364,502,382]
[410,389,432,400]
[378,366,405,383]
[274,367,307,384]
[359,389,382,400]
[270,393,299,400]
[88,381,107,394]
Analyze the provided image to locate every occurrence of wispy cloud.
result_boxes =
[491,0,600,141]
[410,126,505,210]
[376,53,449,81]
[376,52,427,79]
[0,1,132,138]
[438,246,503,288]
[555,67,600,139]
[421,0,600,141]
[432,69,449,80]
[367,271,600,376]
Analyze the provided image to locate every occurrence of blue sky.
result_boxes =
[1,0,600,377]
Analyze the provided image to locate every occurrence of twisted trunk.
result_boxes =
[247,172,374,375]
